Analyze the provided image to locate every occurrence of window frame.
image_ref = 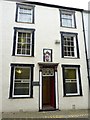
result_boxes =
[15,3,35,24]
[61,32,79,58]
[9,64,34,98]
[12,27,35,57]
[62,65,82,97]
[60,9,76,28]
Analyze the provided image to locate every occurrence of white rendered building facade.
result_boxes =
[0,0,89,112]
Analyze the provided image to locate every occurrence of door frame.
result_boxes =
[38,63,59,111]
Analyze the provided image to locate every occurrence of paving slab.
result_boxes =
[1,109,90,120]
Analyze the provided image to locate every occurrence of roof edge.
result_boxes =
[83,10,90,13]
[4,0,84,11]
[22,1,84,11]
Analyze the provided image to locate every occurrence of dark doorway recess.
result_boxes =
[42,76,55,110]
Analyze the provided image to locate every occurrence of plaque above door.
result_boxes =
[43,49,52,62]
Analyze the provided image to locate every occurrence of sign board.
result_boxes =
[32,81,40,86]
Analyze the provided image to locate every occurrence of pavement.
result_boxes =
[1,109,90,120]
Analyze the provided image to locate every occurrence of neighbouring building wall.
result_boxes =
[88,3,90,71]
[83,11,90,109]
[88,10,90,109]
[83,12,88,53]
[1,0,89,112]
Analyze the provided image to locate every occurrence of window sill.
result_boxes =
[60,26,77,29]
[12,55,35,57]
[63,94,83,97]
[9,96,33,99]
[16,21,35,24]
[62,57,80,59]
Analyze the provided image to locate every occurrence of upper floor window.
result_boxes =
[12,28,35,57]
[16,4,34,23]
[60,10,76,28]
[61,32,79,58]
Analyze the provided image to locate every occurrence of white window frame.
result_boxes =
[12,66,31,98]
[64,67,80,96]
[17,4,34,23]
[15,29,33,56]
[63,34,77,58]
[61,10,75,28]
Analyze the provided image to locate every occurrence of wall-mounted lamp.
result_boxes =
[55,40,60,44]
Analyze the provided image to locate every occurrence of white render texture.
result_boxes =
[1,1,89,112]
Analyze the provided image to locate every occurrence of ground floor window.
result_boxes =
[9,64,34,98]
[62,65,82,96]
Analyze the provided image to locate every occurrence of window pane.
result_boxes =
[27,44,30,49]
[23,33,26,38]
[16,32,32,56]
[25,15,31,22]
[64,51,67,56]
[26,50,30,55]
[64,46,67,51]
[68,47,70,51]
[17,49,21,54]
[72,52,74,56]
[68,52,70,56]
[19,14,26,22]
[22,49,25,54]
[17,44,21,49]
[62,19,72,27]
[65,69,76,79]
[65,83,77,93]
[14,88,29,95]
[61,11,74,27]
[62,19,68,27]
[18,6,33,23]
[14,67,31,96]
[63,35,76,57]
[71,41,74,46]
[15,67,30,79]
[67,20,72,27]
[27,39,30,44]
[10,65,34,98]
[63,67,79,95]
[27,33,31,38]
[18,32,22,38]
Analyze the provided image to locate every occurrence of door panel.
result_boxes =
[43,77,50,105]
[50,77,55,107]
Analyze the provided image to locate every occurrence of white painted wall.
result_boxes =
[1,1,89,112]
